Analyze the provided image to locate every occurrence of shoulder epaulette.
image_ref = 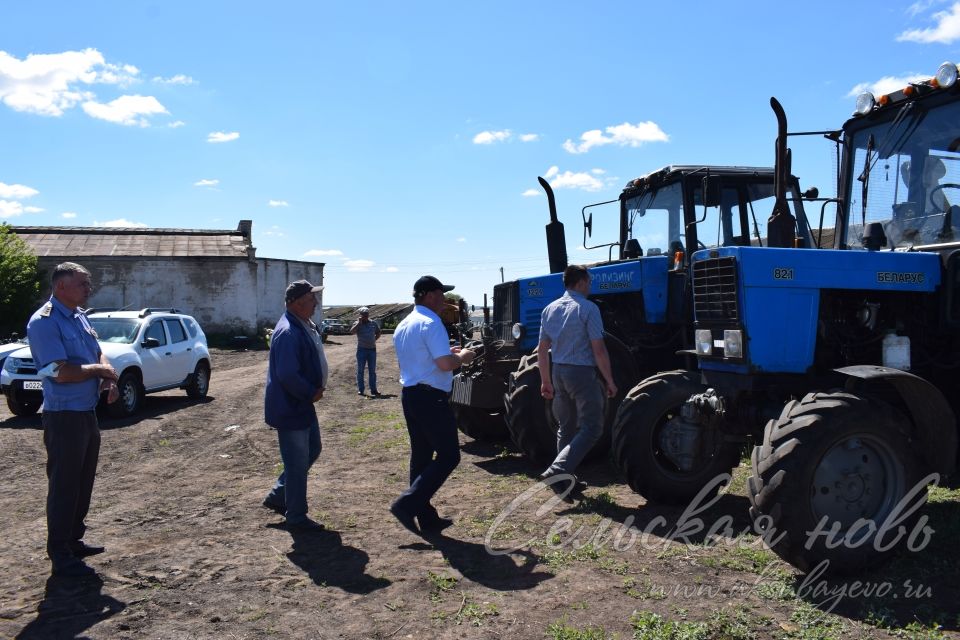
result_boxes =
[39,302,53,317]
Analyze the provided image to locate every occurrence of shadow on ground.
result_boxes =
[16,574,125,640]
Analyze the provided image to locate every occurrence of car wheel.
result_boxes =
[6,395,41,416]
[108,371,144,418]
[186,361,210,399]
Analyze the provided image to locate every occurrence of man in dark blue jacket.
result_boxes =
[263,280,328,531]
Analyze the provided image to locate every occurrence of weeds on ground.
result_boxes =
[547,615,611,640]
[426,571,458,602]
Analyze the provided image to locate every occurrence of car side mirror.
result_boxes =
[142,337,161,349]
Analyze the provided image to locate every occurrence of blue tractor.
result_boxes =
[450,166,814,469]
[636,61,960,573]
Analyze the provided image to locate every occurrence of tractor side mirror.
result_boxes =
[584,212,593,238]
[803,187,820,200]
[701,175,722,207]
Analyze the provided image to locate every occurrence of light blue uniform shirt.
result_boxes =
[393,305,453,392]
[539,289,605,366]
[27,297,103,411]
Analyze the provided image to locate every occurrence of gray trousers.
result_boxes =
[42,410,100,558]
[544,363,604,476]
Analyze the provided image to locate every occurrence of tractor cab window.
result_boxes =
[845,98,960,248]
[624,181,683,256]
[690,182,782,248]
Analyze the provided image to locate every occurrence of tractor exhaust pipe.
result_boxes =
[766,97,798,248]
[539,176,568,273]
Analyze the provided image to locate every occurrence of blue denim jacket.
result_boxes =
[264,311,324,430]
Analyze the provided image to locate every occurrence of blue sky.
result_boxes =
[2,1,960,307]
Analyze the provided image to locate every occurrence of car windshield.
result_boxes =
[844,98,960,248]
[89,317,142,343]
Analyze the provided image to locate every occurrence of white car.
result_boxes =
[1,308,211,418]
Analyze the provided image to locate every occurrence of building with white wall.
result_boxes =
[11,220,323,335]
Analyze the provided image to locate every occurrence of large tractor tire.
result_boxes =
[504,353,556,465]
[747,390,925,574]
[504,338,636,467]
[452,403,509,441]
[612,370,741,505]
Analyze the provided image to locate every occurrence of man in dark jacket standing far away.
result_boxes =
[263,279,328,531]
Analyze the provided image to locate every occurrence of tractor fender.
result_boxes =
[835,365,957,476]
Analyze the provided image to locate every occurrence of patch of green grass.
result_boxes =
[547,616,611,640]
[426,571,458,602]
[783,601,846,640]
[697,543,785,576]
[622,577,667,601]
[540,542,605,571]
[630,611,708,640]
[457,601,499,627]
[597,556,630,575]
[927,484,960,503]
[158,438,171,446]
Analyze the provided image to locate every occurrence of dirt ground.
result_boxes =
[1,339,958,639]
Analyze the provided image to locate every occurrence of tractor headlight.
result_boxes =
[854,92,876,116]
[511,323,525,340]
[723,330,743,359]
[695,329,713,356]
[936,62,959,88]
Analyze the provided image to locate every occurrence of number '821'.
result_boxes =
[773,267,794,280]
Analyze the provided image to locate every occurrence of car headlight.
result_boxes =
[695,329,713,356]
[723,330,743,359]
[511,323,525,340]
[3,357,20,372]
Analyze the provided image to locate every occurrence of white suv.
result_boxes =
[1,308,211,418]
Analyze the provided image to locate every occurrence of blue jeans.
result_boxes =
[544,364,604,476]
[356,347,378,393]
[395,385,460,517]
[265,423,321,523]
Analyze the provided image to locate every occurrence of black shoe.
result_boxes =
[70,541,105,558]
[262,498,286,515]
[390,501,421,535]
[285,518,325,532]
[370,391,381,397]
[51,557,96,578]
[540,472,584,503]
[418,510,454,534]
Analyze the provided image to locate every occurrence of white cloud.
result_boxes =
[303,249,344,257]
[263,227,284,237]
[0,200,24,218]
[152,74,195,85]
[194,178,219,187]
[591,168,606,175]
[268,199,289,207]
[563,121,669,154]
[82,94,168,126]
[521,189,540,197]
[0,49,155,118]
[24,206,43,213]
[456,237,466,243]
[168,120,185,128]
[847,74,930,97]
[520,133,540,142]
[543,165,605,191]
[898,1,960,42]
[61,212,77,219]
[93,218,149,228]
[385,266,399,272]
[344,259,375,271]
[0,182,39,199]
[473,129,512,144]
[207,131,239,143]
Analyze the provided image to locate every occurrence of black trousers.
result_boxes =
[395,385,461,518]
[42,410,100,557]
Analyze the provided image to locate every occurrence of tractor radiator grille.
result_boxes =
[693,257,740,322]
[493,281,519,342]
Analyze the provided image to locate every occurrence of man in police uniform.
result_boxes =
[390,276,476,536]
[27,262,119,577]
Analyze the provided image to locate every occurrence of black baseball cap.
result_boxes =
[285,280,324,303]
[413,275,454,297]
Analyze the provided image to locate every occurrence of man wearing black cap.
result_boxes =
[262,280,328,532]
[389,275,476,535]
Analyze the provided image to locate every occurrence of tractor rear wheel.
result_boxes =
[747,390,924,573]
[612,370,741,505]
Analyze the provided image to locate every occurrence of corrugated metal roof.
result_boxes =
[323,303,413,320]
[9,224,252,258]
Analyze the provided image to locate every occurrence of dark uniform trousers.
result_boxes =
[42,410,100,558]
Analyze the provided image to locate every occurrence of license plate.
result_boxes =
[23,380,42,390]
